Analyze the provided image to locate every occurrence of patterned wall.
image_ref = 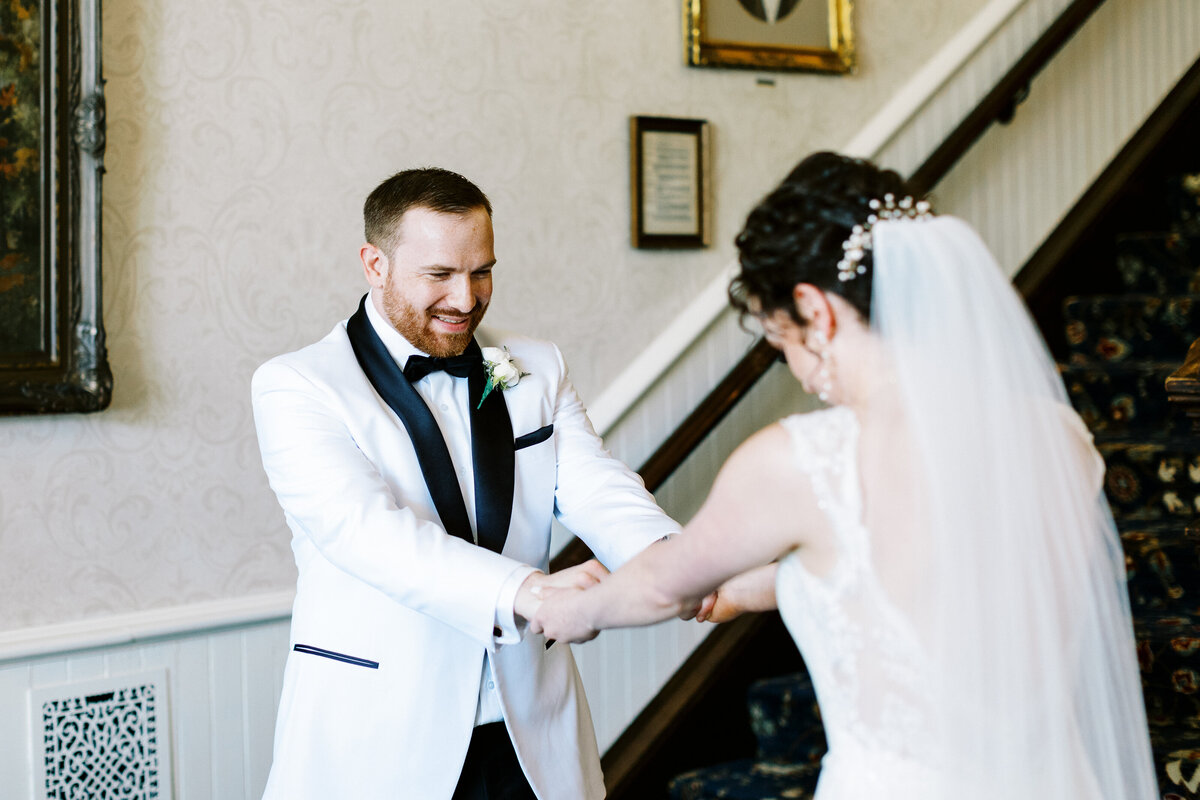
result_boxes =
[0,0,985,631]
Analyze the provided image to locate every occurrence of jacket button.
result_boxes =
[493,626,502,638]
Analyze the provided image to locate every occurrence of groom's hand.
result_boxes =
[514,559,609,624]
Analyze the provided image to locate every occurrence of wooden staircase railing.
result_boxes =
[544,1,1115,795]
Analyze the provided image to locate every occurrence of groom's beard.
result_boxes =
[382,283,487,358]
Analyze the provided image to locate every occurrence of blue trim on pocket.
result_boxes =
[293,643,379,669]
[514,424,553,450]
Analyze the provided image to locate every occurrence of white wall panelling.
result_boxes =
[0,621,290,800]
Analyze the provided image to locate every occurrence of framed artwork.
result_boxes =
[0,0,110,414]
[684,0,855,73]
[630,116,711,250]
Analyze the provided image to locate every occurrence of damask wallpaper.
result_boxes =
[0,0,986,630]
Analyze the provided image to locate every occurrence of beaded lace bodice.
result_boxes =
[775,407,934,774]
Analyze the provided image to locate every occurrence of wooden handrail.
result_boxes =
[907,0,1106,194]
[552,0,1108,577]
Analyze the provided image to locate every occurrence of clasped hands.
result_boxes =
[514,559,724,644]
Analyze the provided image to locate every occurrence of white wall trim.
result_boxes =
[0,590,294,664]
[0,0,1030,663]
[587,0,1027,436]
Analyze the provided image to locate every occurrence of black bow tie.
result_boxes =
[403,353,480,383]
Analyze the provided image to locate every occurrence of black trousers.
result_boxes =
[451,721,537,800]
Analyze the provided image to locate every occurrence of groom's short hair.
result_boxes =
[364,167,492,256]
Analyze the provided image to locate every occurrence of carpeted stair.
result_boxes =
[668,673,825,799]
[666,172,1200,800]
[1065,173,1200,798]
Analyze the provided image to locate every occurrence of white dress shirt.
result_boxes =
[365,298,534,725]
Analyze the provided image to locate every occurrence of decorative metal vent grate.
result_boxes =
[32,670,173,800]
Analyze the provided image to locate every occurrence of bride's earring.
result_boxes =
[812,330,833,403]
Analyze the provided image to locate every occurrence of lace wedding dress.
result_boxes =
[775,403,1122,798]
[776,406,939,798]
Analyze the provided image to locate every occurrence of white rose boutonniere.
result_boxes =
[478,346,530,409]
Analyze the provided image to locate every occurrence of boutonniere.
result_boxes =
[478,347,530,409]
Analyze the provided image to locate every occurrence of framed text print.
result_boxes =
[630,116,711,250]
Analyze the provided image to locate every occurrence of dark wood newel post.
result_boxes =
[1166,339,1200,545]
[1166,338,1200,432]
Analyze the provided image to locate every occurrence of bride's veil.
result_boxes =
[869,216,1157,798]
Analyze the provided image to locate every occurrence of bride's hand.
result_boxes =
[529,585,599,644]
[696,589,744,623]
[696,563,780,623]
[684,591,720,622]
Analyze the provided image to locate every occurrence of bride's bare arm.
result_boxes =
[531,422,818,642]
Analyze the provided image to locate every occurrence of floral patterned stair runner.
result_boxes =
[1064,172,1200,799]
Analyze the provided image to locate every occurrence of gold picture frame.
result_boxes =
[684,0,854,73]
[630,116,712,250]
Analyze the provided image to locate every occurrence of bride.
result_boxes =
[531,153,1158,798]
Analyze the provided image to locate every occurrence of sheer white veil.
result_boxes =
[869,216,1157,798]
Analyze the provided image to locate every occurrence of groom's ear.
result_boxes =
[360,243,388,290]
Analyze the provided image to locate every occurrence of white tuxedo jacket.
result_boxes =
[251,308,679,799]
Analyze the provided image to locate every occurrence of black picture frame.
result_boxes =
[0,0,110,414]
[630,115,711,250]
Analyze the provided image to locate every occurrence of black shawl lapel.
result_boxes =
[468,348,515,554]
[345,296,475,546]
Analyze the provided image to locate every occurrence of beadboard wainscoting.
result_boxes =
[1,620,290,800]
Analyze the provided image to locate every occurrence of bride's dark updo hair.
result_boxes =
[730,152,916,325]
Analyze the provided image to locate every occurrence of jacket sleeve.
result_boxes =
[548,345,682,569]
[252,358,529,650]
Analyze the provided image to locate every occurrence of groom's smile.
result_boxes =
[365,205,495,357]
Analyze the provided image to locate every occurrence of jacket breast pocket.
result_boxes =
[514,424,553,451]
[293,643,379,669]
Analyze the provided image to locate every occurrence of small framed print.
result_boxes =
[630,116,711,250]
[684,0,855,74]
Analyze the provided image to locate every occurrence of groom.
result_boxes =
[251,167,683,799]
